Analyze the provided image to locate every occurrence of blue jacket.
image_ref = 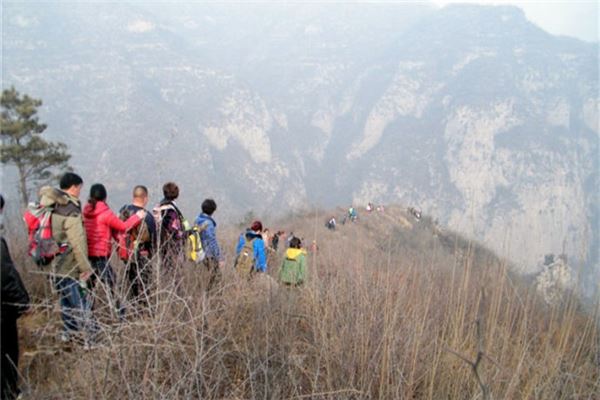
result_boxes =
[236,230,267,272]
[195,213,221,261]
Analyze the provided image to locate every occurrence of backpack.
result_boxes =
[118,206,151,261]
[153,202,189,240]
[234,237,256,276]
[185,222,209,264]
[23,202,61,266]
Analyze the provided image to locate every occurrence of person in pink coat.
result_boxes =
[83,183,145,316]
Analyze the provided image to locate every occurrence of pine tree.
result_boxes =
[1,87,71,207]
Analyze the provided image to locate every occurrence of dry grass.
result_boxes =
[11,206,600,399]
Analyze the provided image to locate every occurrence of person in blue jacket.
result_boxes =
[195,198,222,290]
[236,220,267,273]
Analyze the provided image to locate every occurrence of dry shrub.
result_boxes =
[10,206,600,399]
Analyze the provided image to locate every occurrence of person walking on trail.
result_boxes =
[153,182,188,272]
[235,220,267,275]
[39,173,96,348]
[262,228,271,250]
[1,195,30,400]
[194,198,223,291]
[271,231,282,251]
[279,236,307,287]
[326,216,336,231]
[83,183,145,317]
[119,185,156,307]
[348,207,358,222]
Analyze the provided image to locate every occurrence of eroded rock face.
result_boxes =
[3,3,598,281]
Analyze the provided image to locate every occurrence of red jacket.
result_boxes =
[83,201,141,257]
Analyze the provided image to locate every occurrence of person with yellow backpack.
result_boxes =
[194,199,222,291]
[279,237,307,287]
[234,220,267,276]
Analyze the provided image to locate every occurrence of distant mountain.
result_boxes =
[2,3,598,288]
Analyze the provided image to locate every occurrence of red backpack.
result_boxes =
[23,203,62,266]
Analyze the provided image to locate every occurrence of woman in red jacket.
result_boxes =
[83,184,145,315]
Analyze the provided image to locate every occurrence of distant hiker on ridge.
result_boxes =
[271,230,282,251]
[326,216,336,231]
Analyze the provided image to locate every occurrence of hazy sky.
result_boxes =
[433,0,599,42]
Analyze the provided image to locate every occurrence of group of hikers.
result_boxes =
[325,203,385,231]
[0,172,308,400]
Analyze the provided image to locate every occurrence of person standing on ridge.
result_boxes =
[279,236,307,287]
[194,198,223,291]
[235,220,267,275]
[271,231,281,251]
[1,195,30,400]
[153,182,188,274]
[39,172,96,348]
[119,185,156,307]
[83,183,145,317]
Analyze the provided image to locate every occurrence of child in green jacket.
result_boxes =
[279,237,307,286]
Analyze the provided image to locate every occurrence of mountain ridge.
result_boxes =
[2,3,598,288]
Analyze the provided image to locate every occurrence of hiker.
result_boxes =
[326,216,336,231]
[271,231,281,251]
[194,198,223,291]
[1,195,30,400]
[39,173,96,347]
[119,185,156,306]
[279,236,307,287]
[408,207,421,220]
[348,207,358,222]
[153,182,188,272]
[234,220,267,275]
[83,183,145,316]
[262,228,270,250]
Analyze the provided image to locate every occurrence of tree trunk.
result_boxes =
[17,164,29,208]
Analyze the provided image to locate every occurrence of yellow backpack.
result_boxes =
[186,222,208,264]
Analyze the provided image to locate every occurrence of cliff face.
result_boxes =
[3,3,598,280]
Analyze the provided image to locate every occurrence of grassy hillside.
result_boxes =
[10,205,600,399]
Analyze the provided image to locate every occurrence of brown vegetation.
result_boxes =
[11,206,600,399]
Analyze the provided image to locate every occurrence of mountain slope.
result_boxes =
[2,3,598,283]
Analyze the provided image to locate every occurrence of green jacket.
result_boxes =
[39,187,92,279]
[279,248,307,285]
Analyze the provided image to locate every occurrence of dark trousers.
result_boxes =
[203,258,221,292]
[1,319,20,400]
[89,257,121,315]
[125,253,151,304]
[54,276,96,337]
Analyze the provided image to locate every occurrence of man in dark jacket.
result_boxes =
[194,198,222,291]
[153,182,188,273]
[120,185,156,306]
[1,195,30,400]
